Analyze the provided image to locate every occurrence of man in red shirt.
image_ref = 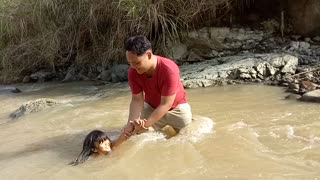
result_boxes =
[123,35,192,136]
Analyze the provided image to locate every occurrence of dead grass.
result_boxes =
[0,0,254,83]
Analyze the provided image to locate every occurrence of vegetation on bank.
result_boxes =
[0,0,254,83]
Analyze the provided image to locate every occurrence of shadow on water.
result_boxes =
[0,130,121,164]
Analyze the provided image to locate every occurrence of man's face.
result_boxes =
[126,51,151,74]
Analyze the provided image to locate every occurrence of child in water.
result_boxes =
[70,122,137,165]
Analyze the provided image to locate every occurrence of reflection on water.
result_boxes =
[0,82,319,179]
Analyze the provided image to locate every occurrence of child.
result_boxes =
[70,122,136,166]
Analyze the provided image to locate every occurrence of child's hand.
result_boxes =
[122,121,135,138]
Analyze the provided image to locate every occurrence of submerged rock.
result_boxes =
[10,98,59,119]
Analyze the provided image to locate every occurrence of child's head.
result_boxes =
[70,130,112,165]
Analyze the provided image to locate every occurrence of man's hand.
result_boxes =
[132,119,148,134]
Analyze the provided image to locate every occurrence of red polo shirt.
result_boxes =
[128,55,187,109]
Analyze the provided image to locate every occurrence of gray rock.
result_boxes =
[169,42,188,61]
[98,70,112,82]
[285,94,302,100]
[313,36,320,42]
[10,98,59,119]
[30,71,55,82]
[111,64,129,83]
[0,87,22,94]
[180,53,298,88]
[183,79,214,88]
[22,76,30,83]
[288,83,300,90]
[300,90,320,103]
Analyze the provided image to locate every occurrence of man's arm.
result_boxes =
[127,92,144,123]
[143,94,175,128]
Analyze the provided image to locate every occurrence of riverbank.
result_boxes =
[6,27,318,103]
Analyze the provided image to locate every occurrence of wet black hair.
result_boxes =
[124,35,152,56]
[70,130,111,166]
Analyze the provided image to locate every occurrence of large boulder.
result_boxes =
[299,90,320,103]
[180,53,298,88]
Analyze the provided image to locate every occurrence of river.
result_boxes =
[0,82,319,180]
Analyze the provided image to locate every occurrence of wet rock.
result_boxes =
[285,94,302,100]
[183,79,214,89]
[0,87,22,94]
[11,88,22,93]
[10,98,59,119]
[299,90,320,103]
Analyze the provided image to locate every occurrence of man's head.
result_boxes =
[124,35,154,74]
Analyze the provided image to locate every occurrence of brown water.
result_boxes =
[0,82,319,180]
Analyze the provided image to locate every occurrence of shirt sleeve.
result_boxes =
[128,68,142,94]
[160,65,179,96]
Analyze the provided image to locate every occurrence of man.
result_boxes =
[123,35,192,136]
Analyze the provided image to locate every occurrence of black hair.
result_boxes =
[70,130,111,166]
[124,35,152,56]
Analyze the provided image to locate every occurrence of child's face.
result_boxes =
[95,139,111,155]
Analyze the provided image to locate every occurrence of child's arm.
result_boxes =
[111,122,135,148]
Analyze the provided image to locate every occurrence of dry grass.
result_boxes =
[0,0,254,83]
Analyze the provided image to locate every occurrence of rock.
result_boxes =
[22,76,31,83]
[289,41,310,51]
[30,71,55,82]
[304,37,312,42]
[261,19,280,33]
[186,51,205,62]
[62,66,78,82]
[285,94,302,100]
[179,53,298,88]
[10,98,59,119]
[0,87,22,94]
[97,70,112,82]
[168,42,188,61]
[288,82,300,90]
[300,81,319,91]
[11,88,22,93]
[87,71,98,80]
[208,27,230,43]
[183,33,224,52]
[275,55,298,74]
[111,64,129,83]
[182,79,214,88]
[290,35,301,41]
[313,36,320,42]
[299,90,320,103]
